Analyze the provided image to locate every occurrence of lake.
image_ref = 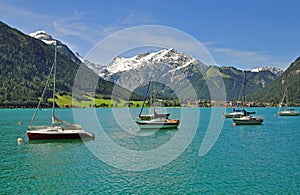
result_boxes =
[0,107,299,194]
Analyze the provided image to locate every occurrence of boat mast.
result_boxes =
[51,41,57,127]
[243,70,246,108]
[153,62,156,113]
[285,88,288,107]
[139,78,152,116]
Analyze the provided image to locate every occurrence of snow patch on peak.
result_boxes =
[29,30,56,45]
[29,30,49,38]
[107,55,144,74]
[29,30,84,64]
[250,66,283,76]
[105,48,202,75]
[250,68,261,72]
[74,52,85,63]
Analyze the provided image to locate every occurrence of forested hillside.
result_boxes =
[0,21,139,107]
[247,57,300,104]
[0,20,297,107]
[216,66,279,101]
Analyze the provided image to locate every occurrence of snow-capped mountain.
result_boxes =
[95,48,208,92]
[86,48,283,100]
[107,49,198,74]
[29,31,283,100]
[83,60,108,77]
[29,30,83,64]
[29,30,112,79]
[251,66,283,76]
[29,31,56,45]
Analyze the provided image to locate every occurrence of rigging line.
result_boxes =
[154,62,156,101]
[139,76,152,116]
[278,88,288,114]
[151,61,157,113]
[237,72,245,106]
[237,82,243,104]
[138,60,155,117]
[51,42,57,127]
[242,71,246,109]
[29,61,55,128]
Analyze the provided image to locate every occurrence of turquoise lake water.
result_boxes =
[0,107,299,194]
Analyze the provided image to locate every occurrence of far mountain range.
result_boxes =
[0,21,299,107]
[30,30,284,101]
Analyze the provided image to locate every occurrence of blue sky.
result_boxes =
[1,0,299,69]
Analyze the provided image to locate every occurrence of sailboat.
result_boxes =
[232,71,263,125]
[224,106,245,118]
[278,88,300,116]
[26,42,95,140]
[135,76,180,129]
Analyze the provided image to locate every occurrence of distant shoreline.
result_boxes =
[1,105,299,109]
[1,97,299,109]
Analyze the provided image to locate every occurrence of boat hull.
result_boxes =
[224,112,244,118]
[278,111,300,116]
[27,131,95,140]
[136,119,179,129]
[233,117,263,125]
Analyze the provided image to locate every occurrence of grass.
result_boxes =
[206,66,231,79]
[54,94,144,108]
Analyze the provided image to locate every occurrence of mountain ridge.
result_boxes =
[0,21,139,107]
[247,56,300,104]
[0,22,295,107]
[87,49,283,101]
[250,66,283,76]
[88,48,283,78]
[29,30,83,64]
[28,30,284,102]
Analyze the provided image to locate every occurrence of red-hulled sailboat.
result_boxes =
[26,42,94,140]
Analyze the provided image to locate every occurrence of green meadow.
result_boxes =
[54,94,144,108]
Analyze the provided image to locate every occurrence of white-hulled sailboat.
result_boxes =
[278,88,300,116]
[224,108,244,118]
[232,71,263,125]
[135,73,180,129]
[26,42,95,140]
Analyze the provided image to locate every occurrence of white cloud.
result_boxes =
[206,46,290,70]
[51,11,105,55]
[52,9,156,55]
[120,11,153,25]
[98,25,122,37]
[96,10,154,38]
[85,25,215,67]
[52,11,94,42]
[0,2,52,33]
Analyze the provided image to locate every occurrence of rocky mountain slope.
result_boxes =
[29,30,83,64]
[88,49,282,101]
[25,27,295,103]
[28,29,284,102]
[0,21,138,107]
[248,57,300,104]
